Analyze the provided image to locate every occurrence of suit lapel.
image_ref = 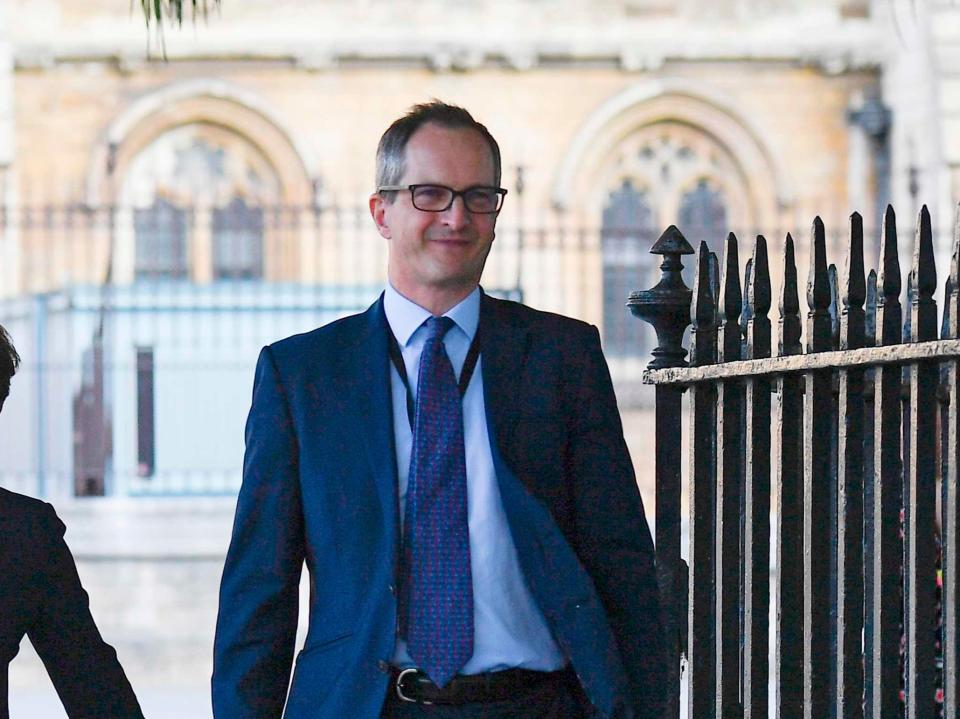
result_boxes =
[343,292,530,547]
[478,293,530,452]
[345,296,400,545]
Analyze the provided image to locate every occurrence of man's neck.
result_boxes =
[388,282,477,317]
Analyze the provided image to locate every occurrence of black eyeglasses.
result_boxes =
[378,184,507,214]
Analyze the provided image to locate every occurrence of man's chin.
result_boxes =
[419,270,484,296]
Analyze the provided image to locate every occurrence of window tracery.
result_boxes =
[596,122,747,359]
[121,123,281,282]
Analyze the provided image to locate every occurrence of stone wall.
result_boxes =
[7,62,880,296]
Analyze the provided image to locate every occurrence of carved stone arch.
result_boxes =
[86,78,317,207]
[86,80,323,284]
[552,79,792,232]
[587,120,752,234]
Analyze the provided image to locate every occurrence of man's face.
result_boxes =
[370,123,498,305]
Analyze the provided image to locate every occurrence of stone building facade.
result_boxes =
[0,0,955,715]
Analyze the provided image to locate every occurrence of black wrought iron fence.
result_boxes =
[636,205,960,718]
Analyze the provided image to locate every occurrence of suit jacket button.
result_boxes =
[378,660,390,673]
[389,583,396,595]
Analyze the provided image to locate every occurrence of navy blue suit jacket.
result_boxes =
[212,293,665,718]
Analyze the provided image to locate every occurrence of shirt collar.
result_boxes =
[383,283,480,347]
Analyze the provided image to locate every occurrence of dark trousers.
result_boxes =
[379,673,589,719]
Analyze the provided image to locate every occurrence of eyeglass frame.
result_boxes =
[377,184,508,214]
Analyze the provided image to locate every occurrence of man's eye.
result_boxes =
[415,187,447,201]
[466,190,497,208]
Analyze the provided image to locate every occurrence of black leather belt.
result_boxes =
[390,666,573,705]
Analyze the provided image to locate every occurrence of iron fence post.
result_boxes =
[630,225,694,719]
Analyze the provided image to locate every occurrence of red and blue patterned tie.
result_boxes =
[401,316,474,687]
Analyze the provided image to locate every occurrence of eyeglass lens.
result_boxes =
[411,185,500,213]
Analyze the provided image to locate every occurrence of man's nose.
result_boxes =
[441,195,471,229]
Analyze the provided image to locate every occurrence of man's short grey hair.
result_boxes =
[0,324,20,408]
[375,101,501,195]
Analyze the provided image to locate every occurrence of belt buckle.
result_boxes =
[395,667,432,705]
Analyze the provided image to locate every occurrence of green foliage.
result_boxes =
[139,0,220,27]
[137,0,220,57]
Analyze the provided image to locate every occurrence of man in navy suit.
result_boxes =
[0,325,143,719]
[212,102,665,718]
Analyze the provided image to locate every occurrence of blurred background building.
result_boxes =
[0,0,957,715]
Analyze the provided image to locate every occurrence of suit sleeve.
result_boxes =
[212,345,305,719]
[27,504,144,719]
[565,325,667,718]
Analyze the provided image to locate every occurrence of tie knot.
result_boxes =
[423,316,456,343]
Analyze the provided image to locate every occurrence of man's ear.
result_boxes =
[369,193,392,240]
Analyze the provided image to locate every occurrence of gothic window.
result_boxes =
[601,179,656,357]
[678,179,728,286]
[134,198,188,279]
[122,123,281,283]
[586,117,758,385]
[212,197,264,279]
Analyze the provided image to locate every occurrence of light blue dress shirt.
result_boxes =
[384,284,566,674]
